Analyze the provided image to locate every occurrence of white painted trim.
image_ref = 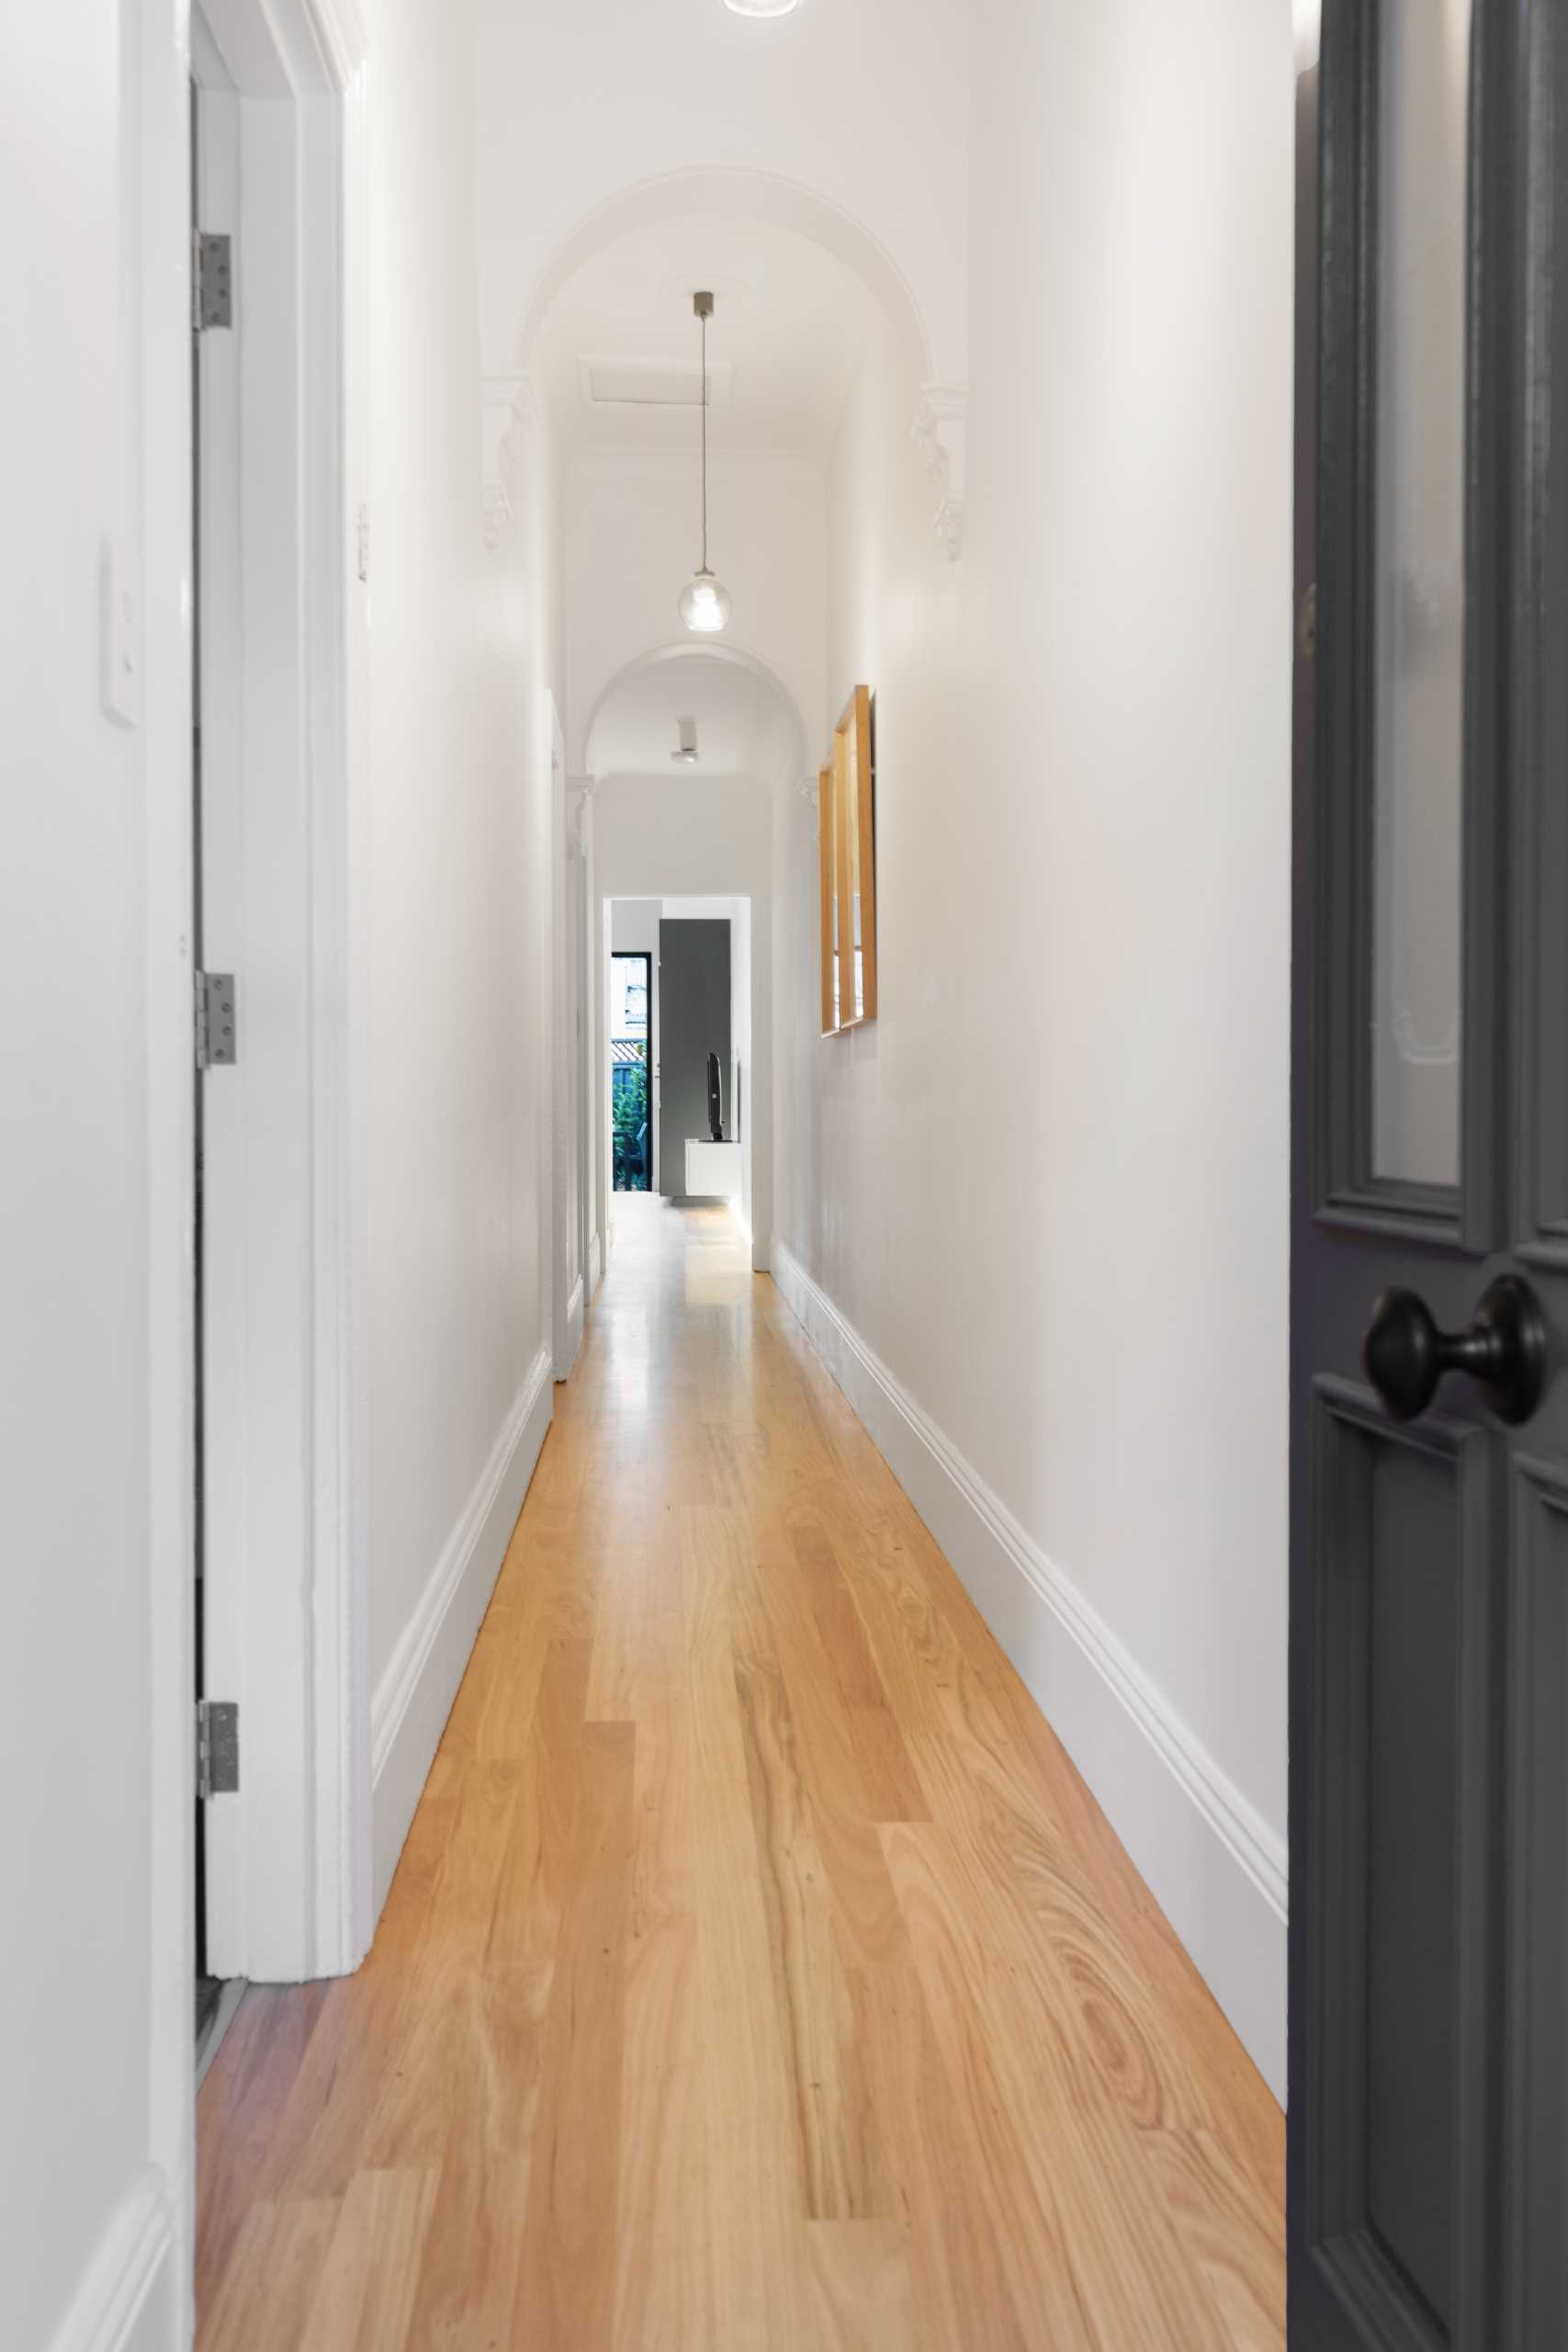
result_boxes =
[370,1348,554,1909]
[302,0,368,84]
[45,2169,175,2352]
[139,4,201,2345]
[588,1226,604,1297]
[192,0,371,1987]
[548,702,587,1383]
[769,1238,1288,2103]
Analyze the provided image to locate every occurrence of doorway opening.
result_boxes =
[604,894,753,1232]
[611,951,653,1193]
[189,14,235,2067]
[185,0,371,2045]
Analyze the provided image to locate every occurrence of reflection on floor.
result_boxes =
[195,1196,1284,2349]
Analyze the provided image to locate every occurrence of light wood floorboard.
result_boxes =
[197,1198,1284,2350]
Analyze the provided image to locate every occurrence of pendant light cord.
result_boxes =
[700,304,709,573]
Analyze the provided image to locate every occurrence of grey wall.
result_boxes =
[659,919,732,1195]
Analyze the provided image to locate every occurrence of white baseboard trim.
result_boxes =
[769,1237,1287,2103]
[555,1275,585,1384]
[47,2167,177,2352]
[370,1346,553,1911]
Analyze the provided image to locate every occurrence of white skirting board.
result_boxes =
[46,2167,177,2352]
[369,1347,553,1912]
[769,1238,1288,2104]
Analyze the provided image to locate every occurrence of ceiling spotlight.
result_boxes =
[724,0,800,13]
[671,718,700,765]
[678,291,733,636]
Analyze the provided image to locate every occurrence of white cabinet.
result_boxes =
[684,1138,742,1198]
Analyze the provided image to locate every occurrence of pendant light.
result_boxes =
[678,291,732,635]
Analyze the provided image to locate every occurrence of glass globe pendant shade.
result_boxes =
[678,569,733,635]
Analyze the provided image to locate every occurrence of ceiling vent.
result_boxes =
[581,358,733,413]
[671,718,700,764]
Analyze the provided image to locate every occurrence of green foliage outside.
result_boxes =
[613,1058,650,1192]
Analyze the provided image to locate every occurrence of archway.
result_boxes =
[514,164,934,391]
[583,639,811,787]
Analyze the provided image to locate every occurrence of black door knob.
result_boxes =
[1363,1274,1548,1426]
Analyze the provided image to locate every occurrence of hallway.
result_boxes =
[194,1203,1283,2351]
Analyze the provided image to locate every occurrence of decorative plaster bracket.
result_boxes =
[482,372,538,552]
[565,774,595,854]
[912,382,968,561]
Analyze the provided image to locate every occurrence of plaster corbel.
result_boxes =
[482,371,537,552]
[911,382,968,561]
[565,775,595,855]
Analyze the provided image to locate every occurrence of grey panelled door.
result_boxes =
[657,919,730,1197]
[1289,3,1568,2347]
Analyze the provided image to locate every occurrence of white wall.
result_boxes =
[565,451,825,769]
[0,4,190,2346]
[365,0,558,1896]
[599,786,774,1265]
[773,0,1294,2095]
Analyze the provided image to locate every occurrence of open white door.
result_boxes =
[189,0,371,1994]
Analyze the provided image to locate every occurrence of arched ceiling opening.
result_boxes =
[537,197,903,767]
[535,210,879,461]
[586,644,807,785]
[513,165,936,390]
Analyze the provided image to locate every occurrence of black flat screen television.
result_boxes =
[706,1051,724,1143]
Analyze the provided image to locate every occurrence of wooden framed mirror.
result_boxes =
[818,684,876,1033]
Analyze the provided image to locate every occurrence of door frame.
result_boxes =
[151,0,373,2075]
[1289,0,1568,2339]
[549,699,591,1380]
[609,948,654,1195]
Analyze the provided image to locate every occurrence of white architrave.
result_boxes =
[549,701,587,1380]
[571,780,603,1310]
[131,2,369,2344]
[189,0,372,1990]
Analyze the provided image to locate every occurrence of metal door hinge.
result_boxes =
[197,1700,240,1800]
[196,969,237,1069]
[194,231,233,332]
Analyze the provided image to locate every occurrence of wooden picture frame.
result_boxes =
[818,762,838,1035]
[818,685,876,1033]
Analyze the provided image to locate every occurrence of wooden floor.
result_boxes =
[197,1199,1284,2351]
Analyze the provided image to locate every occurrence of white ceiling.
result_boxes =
[586,652,791,778]
[536,212,876,458]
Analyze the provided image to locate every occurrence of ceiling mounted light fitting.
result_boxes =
[671,718,700,764]
[724,0,800,14]
[678,291,733,636]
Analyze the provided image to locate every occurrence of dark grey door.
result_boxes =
[657,919,730,1197]
[1290,4,1568,2346]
